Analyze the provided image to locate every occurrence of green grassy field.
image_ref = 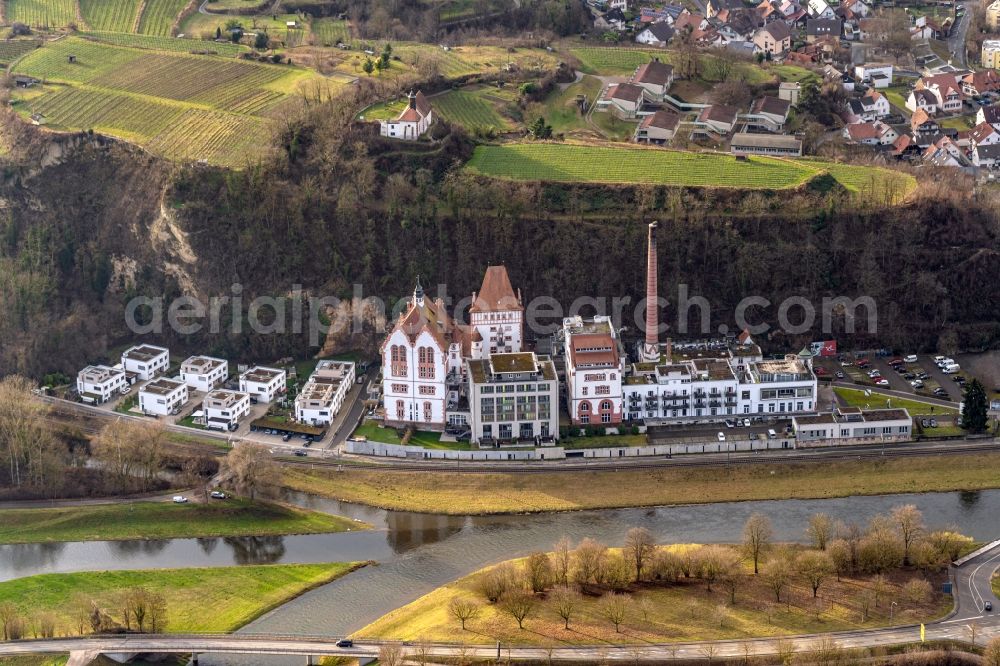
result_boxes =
[311,17,350,46]
[466,143,816,188]
[7,0,76,28]
[0,657,67,666]
[80,0,142,31]
[83,31,248,55]
[432,89,512,130]
[285,450,1000,514]
[0,39,41,66]
[532,74,603,135]
[137,0,188,35]
[569,47,666,75]
[12,37,315,166]
[0,563,364,635]
[351,421,471,450]
[466,144,917,198]
[834,387,958,415]
[0,498,364,544]
[359,548,948,644]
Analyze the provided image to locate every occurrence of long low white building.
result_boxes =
[295,360,355,426]
[623,341,817,424]
[793,407,912,444]
[138,377,188,416]
[76,365,127,404]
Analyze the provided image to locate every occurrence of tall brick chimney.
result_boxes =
[641,221,660,363]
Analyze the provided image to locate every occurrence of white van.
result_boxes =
[943,363,960,374]
[767,429,777,439]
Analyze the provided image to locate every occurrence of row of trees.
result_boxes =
[0,587,166,640]
[449,507,964,635]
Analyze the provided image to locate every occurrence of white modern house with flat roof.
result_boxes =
[202,389,251,431]
[138,377,188,416]
[239,366,286,404]
[76,365,127,404]
[180,356,229,391]
[295,360,355,426]
[121,345,169,381]
[466,352,559,445]
[793,407,911,444]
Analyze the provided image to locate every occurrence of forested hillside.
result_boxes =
[0,97,998,378]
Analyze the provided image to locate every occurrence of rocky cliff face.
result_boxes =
[1,124,998,379]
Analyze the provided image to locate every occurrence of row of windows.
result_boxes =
[480,383,550,394]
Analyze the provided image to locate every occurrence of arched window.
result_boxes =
[390,345,407,377]
[418,346,435,379]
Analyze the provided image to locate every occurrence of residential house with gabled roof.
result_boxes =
[973,143,1000,168]
[988,0,1000,30]
[961,69,1000,97]
[753,20,792,54]
[806,0,834,18]
[843,120,897,145]
[910,108,939,135]
[634,109,681,143]
[748,95,791,131]
[636,21,676,46]
[923,135,970,167]
[380,90,433,141]
[977,104,1000,130]
[697,104,739,135]
[917,73,965,114]
[845,90,889,123]
[631,58,674,100]
[907,89,938,115]
[806,18,841,41]
[891,133,921,159]
[707,0,746,18]
[968,122,1000,151]
[602,82,647,118]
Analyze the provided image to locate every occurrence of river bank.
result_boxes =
[283,452,1000,515]
[0,499,367,544]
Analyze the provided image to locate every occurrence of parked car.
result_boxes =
[836,371,845,379]
[210,491,226,499]
[930,418,938,427]
[121,386,131,395]
[876,378,889,386]
[282,433,292,441]
[911,380,924,389]
[717,432,726,442]
[986,601,993,612]
[903,372,916,380]
[172,495,188,504]
[904,354,918,363]
[742,418,751,427]
[724,419,736,428]
[933,355,946,363]
[293,449,308,456]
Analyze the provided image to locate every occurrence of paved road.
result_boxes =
[2,544,999,662]
[947,2,970,69]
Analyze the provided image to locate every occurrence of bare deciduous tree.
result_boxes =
[499,591,536,630]
[624,527,656,582]
[479,562,517,603]
[762,554,792,602]
[891,504,925,565]
[743,513,773,574]
[807,513,834,550]
[448,597,480,630]
[219,443,281,500]
[553,536,572,587]
[550,587,580,629]
[796,550,834,598]
[524,551,553,593]
[0,376,62,491]
[599,593,630,633]
[378,644,403,666]
[573,537,608,586]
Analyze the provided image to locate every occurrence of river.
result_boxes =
[2,489,997,639]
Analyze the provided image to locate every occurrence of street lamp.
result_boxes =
[890,601,898,621]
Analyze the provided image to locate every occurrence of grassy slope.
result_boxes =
[0,499,365,544]
[358,548,949,644]
[0,563,364,634]
[466,144,917,198]
[285,452,1000,515]
[0,658,67,666]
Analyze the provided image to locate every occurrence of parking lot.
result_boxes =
[814,351,983,405]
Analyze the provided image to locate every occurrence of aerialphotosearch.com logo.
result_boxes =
[124,283,877,343]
